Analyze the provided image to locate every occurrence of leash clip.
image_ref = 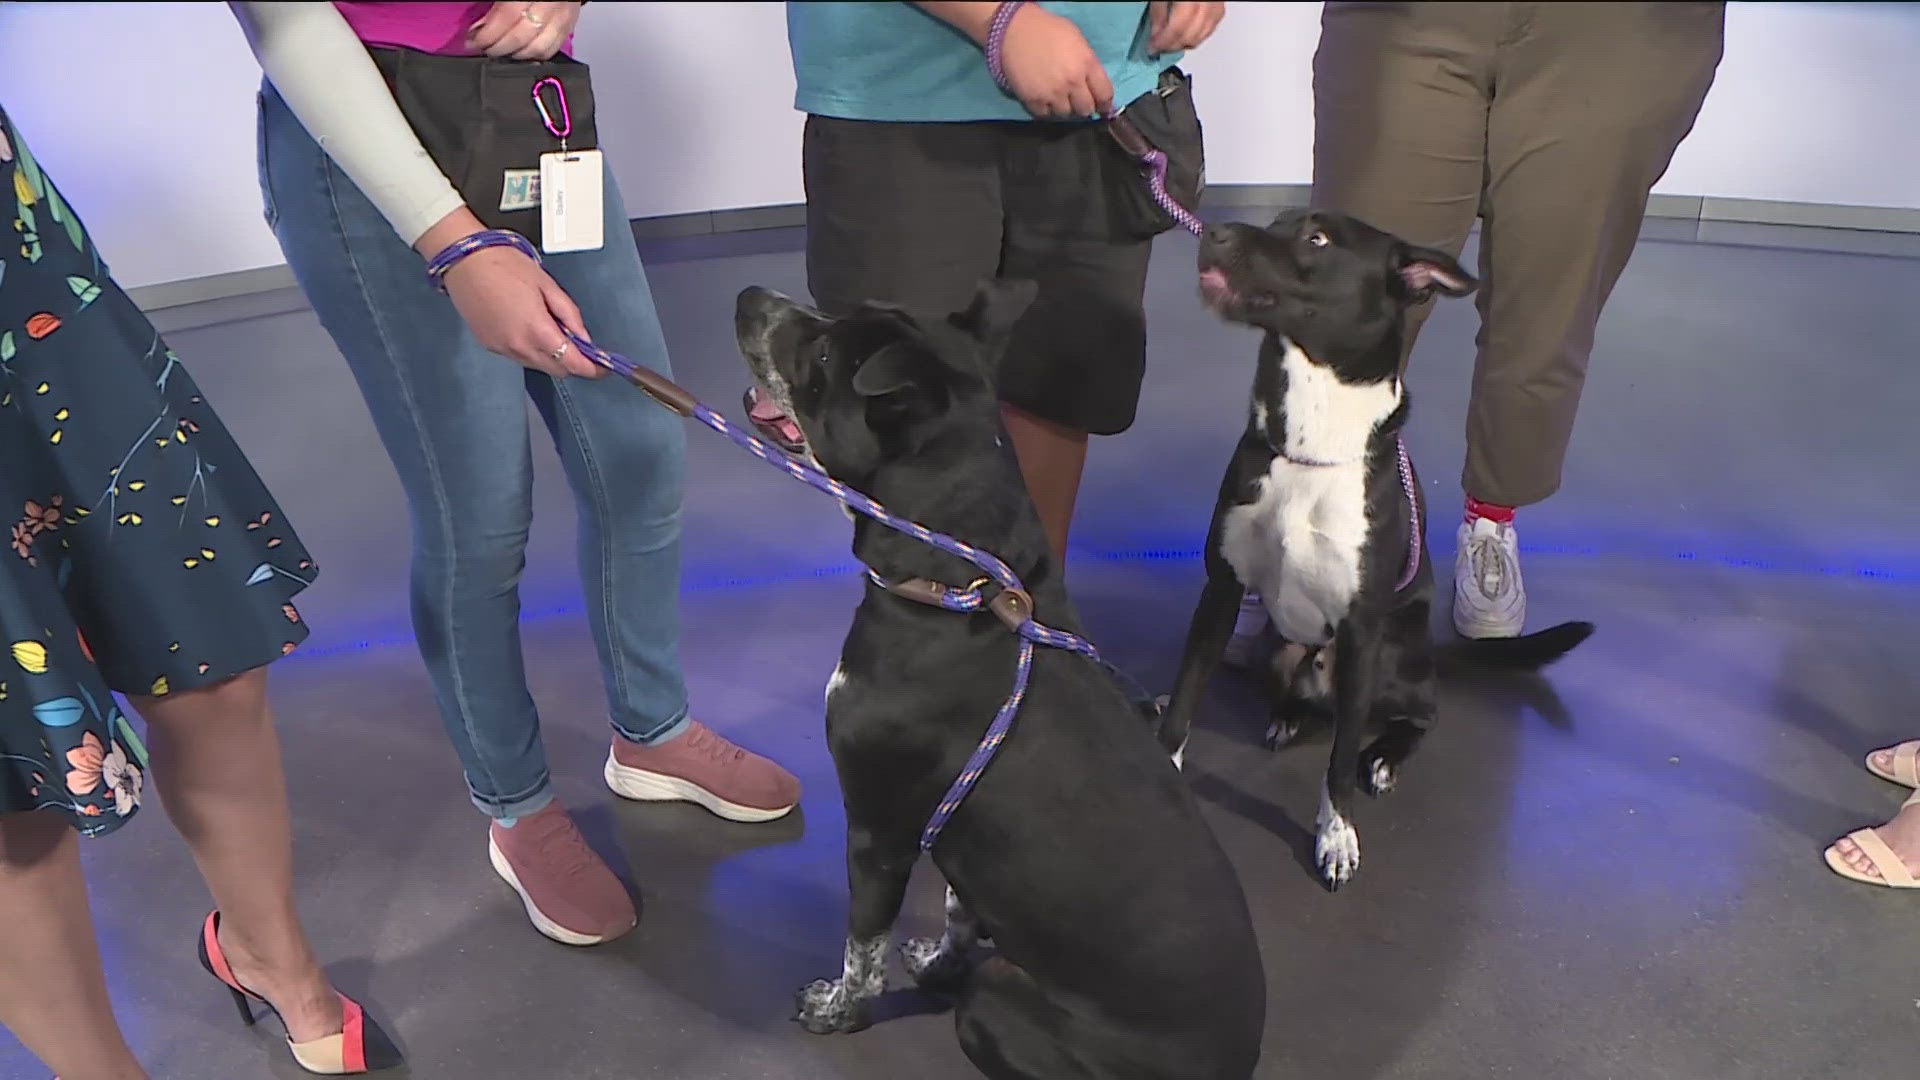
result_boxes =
[987,586,1034,633]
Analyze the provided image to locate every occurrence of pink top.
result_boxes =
[334,2,573,57]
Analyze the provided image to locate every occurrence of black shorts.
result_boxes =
[803,116,1155,436]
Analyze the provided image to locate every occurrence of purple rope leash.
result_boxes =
[1127,126,1206,237]
[560,328,1102,851]
[425,229,539,292]
[984,1,1204,238]
[1394,438,1422,592]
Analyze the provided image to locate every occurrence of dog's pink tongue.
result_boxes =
[747,387,786,421]
[1199,267,1230,301]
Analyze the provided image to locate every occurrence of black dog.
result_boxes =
[736,282,1266,1080]
[1158,211,1593,891]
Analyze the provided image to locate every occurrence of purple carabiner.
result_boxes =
[531,76,571,141]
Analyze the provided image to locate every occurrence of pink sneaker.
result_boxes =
[604,721,800,823]
[487,803,636,946]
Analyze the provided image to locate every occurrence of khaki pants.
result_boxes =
[1313,2,1724,507]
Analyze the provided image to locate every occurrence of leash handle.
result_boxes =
[984,2,1025,95]
[425,243,699,418]
[563,329,698,417]
[424,229,539,292]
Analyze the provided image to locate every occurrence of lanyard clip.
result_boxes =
[532,76,571,153]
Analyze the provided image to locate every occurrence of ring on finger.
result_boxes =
[549,341,570,362]
[522,4,546,26]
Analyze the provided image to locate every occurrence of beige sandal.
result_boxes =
[1865,740,1920,787]
[1825,791,1920,889]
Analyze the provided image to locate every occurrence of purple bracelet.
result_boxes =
[425,229,540,292]
[985,1,1025,95]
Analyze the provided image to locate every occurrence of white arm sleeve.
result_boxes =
[230,1,466,247]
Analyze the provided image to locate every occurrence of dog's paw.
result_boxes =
[794,978,871,1034]
[1361,755,1397,796]
[900,937,971,991]
[1315,798,1361,891]
[1315,818,1360,890]
[1265,719,1302,750]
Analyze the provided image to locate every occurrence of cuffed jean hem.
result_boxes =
[469,777,556,821]
[612,707,691,747]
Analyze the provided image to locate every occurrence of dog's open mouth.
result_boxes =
[745,384,807,454]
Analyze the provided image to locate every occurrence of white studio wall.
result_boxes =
[0,1,1914,294]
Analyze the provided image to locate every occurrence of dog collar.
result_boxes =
[865,570,1033,634]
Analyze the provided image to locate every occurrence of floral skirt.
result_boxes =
[0,105,316,836]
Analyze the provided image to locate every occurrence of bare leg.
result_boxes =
[0,811,147,1080]
[1001,402,1088,564]
[130,668,341,1043]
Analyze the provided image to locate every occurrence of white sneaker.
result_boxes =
[1223,591,1269,669]
[1453,516,1525,638]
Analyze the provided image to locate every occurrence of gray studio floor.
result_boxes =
[7,211,1916,1079]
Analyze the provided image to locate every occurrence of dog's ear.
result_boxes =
[1396,245,1477,301]
[850,338,935,399]
[948,278,1037,358]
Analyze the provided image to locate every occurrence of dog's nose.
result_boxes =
[1204,226,1237,248]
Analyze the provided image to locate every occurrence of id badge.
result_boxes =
[539,149,604,254]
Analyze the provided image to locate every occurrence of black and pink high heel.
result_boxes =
[195,911,403,1074]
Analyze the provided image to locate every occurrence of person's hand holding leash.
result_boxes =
[1148,1,1225,55]
[996,4,1113,118]
[415,208,602,379]
[467,1,581,60]
[914,2,1112,118]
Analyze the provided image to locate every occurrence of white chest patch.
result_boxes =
[1220,341,1400,646]
[824,662,848,709]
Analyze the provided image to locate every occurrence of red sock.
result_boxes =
[1464,496,1516,526]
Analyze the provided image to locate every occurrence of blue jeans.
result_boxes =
[257,85,689,819]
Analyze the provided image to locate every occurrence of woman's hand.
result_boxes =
[467,1,582,60]
[1148,1,1226,55]
[414,209,602,379]
[998,4,1114,118]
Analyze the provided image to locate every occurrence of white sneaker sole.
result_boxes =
[602,751,796,823]
[486,834,627,947]
[1453,605,1525,639]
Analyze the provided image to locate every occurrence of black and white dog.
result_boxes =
[1158,211,1593,891]
[736,283,1266,1080]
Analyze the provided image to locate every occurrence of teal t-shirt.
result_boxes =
[788,2,1181,122]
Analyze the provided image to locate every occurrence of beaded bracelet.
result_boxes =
[425,229,540,293]
[985,1,1025,95]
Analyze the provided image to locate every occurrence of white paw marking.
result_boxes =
[1369,758,1396,793]
[899,937,943,977]
[1316,782,1361,886]
[1171,740,1187,771]
[846,934,888,996]
[800,977,844,1010]
[901,935,970,989]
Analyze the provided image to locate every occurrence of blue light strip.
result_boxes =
[280,538,1914,664]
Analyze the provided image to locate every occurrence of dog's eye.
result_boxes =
[1306,231,1330,248]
